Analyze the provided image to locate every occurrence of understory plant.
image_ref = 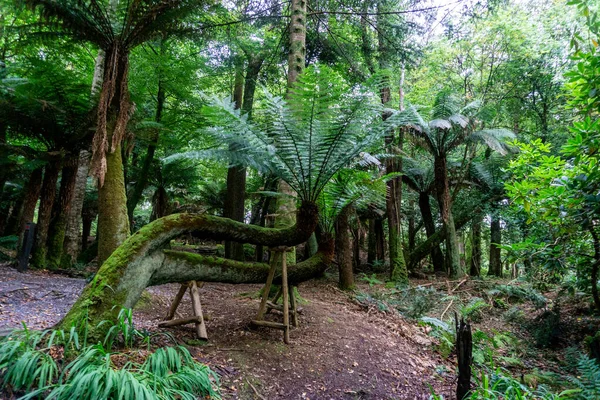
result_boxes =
[0,309,220,399]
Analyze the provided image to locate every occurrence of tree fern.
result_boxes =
[168,66,402,203]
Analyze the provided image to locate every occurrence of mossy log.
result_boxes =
[57,202,325,335]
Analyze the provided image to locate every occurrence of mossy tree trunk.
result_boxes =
[47,156,79,269]
[335,205,354,290]
[58,202,322,335]
[434,155,463,278]
[488,208,502,277]
[97,143,130,265]
[418,191,445,273]
[31,160,61,268]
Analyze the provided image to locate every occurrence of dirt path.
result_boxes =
[0,265,453,399]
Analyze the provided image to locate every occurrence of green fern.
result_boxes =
[167,66,404,203]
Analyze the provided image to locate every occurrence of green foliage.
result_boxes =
[419,317,455,358]
[460,297,490,322]
[358,273,384,287]
[168,66,401,203]
[0,311,220,399]
[487,284,547,310]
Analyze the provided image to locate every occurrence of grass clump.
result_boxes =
[0,309,220,399]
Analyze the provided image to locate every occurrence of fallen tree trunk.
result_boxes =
[57,202,323,334]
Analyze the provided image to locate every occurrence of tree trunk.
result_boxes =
[57,201,322,335]
[224,60,246,261]
[352,223,361,270]
[470,215,482,276]
[409,210,474,269]
[434,155,463,277]
[31,161,61,268]
[418,191,445,272]
[335,206,354,290]
[589,227,600,312]
[81,206,96,253]
[455,315,473,400]
[368,219,377,265]
[274,0,307,265]
[63,151,90,266]
[488,211,502,277]
[46,157,79,269]
[375,218,385,261]
[97,143,130,265]
[150,186,170,221]
[16,167,44,253]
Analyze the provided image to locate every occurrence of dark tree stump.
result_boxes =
[455,313,472,400]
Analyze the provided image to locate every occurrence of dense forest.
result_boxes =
[1,0,600,398]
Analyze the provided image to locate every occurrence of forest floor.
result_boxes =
[0,264,455,399]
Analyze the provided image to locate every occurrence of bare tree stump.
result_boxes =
[455,313,472,400]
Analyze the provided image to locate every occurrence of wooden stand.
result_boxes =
[158,281,208,340]
[251,248,298,343]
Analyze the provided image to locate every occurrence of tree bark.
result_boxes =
[488,211,502,277]
[16,167,44,253]
[57,201,323,335]
[418,191,445,272]
[46,157,79,269]
[97,143,130,265]
[31,161,61,268]
[63,150,90,266]
[409,211,474,269]
[150,185,170,221]
[335,206,354,290]
[224,59,247,261]
[589,227,600,312]
[470,215,482,276]
[434,155,463,277]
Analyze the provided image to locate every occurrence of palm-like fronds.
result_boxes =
[172,67,399,203]
[397,91,515,157]
[317,169,387,233]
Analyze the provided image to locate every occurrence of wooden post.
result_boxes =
[190,281,208,340]
[256,252,280,321]
[165,284,188,320]
[455,313,472,400]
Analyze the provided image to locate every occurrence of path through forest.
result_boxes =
[0,264,453,399]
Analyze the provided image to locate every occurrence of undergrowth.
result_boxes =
[0,309,220,399]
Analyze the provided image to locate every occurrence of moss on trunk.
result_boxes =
[57,201,321,335]
[97,144,131,265]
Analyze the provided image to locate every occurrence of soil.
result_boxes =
[0,264,454,399]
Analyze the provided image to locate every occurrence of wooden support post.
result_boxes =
[290,285,298,328]
[165,284,188,320]
[256,252,279,321]
[281,251,290,344]
[190,281,208,340]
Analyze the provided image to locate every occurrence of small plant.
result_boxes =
[0,310,220,399]
[419,317,455,358]
[460,297,490,322]
[359,273,384,287]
